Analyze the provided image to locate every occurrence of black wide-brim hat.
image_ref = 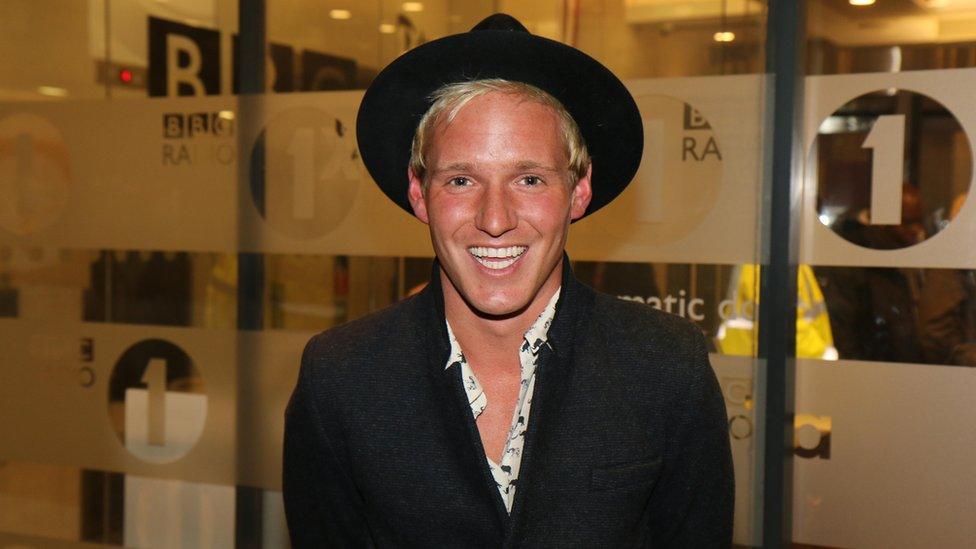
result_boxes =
[356,13,643,220]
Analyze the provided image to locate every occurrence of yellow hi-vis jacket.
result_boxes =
[715,264,837,360]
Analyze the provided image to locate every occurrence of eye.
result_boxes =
[448,176,470,187]
[520,175,543,186]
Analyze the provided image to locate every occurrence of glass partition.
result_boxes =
[794,1,976,547]
[1,0,771,546]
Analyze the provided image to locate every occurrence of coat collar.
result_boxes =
[415,252,592,366]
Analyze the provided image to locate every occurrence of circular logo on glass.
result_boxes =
[249,107,362,239]
[597,95,723,245]
[108,339,207,463]
[811,89,972,250]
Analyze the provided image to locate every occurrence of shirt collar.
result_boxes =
[445,287,562,370]
[521,288,561,356]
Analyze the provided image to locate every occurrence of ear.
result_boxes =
[569,164,593,220]
[407,168,430,224]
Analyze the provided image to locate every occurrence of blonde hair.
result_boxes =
[408,78,590,188]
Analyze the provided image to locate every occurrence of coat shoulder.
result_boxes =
[585,288,711,381]
[297,294,427,387]
[590,290,705,346]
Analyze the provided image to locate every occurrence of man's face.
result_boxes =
[407,92,592,317]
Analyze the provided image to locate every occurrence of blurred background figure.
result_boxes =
[815,184,926,363]
[917,193,976,366]
[716,264,837,360]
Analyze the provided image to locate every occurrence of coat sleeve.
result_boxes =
[917,269,967,364]
[646,329,734,548]
[282,343,375,548]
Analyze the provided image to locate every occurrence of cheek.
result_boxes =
[427,195,472,235]
[522,195,573,233]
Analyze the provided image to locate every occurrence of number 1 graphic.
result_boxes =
[141,358,167,446]
[287,128,316,220]
[862,114,905,225]
[639,118,665,223]
[15,133,32,215]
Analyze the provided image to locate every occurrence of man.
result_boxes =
[284,13,732,547]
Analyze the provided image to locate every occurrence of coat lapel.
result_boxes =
[416,256,595,542]
[506,256,595,540]
[416,262,512,531]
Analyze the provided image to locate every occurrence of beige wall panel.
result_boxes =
[792,358,976,548]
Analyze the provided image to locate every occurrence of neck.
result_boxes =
[441,259,562,354]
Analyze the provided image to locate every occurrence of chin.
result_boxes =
[462,287,534,318]
[465,296,528,317]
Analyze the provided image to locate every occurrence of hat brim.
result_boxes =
[356,27,643,219]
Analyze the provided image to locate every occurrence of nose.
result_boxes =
[475,183,517,237]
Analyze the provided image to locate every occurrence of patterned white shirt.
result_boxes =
[445,288,560,513]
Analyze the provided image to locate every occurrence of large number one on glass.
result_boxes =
[862,114,905,225]
[287,127,316,220]
[639,118,665,223]
[141,358,167,446]
[16,133,33,194]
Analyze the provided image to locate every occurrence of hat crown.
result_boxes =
[471,13,529,33]
[357,10,643,219]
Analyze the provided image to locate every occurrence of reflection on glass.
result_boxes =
[806,0,976,74]
[807,0,976,75]
[815,264,923,363]
[918,267,976,366]
[715,264,838,360]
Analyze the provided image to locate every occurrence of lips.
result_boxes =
[467,245,527,270]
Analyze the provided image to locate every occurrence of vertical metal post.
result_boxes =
[759,1,805,547]
[237,0,266,332]
[104,0,113,100]
[237,0,265,546]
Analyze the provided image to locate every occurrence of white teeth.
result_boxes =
[474,256,517,269]
[467,246,527,269]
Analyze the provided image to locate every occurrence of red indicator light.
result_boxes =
[119,69,133,83]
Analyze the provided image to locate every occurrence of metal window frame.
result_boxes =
[759,1,805,547]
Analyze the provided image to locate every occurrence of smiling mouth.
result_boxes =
[467,246,528,270]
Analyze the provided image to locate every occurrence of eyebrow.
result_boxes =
[514,161,561,173]
[430,162,474,175]
[430,161,562,175]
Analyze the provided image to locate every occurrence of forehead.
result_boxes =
[427,92,567,166]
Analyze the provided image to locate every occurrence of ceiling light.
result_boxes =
[329,9,352,20]
[849,0,875,6]
[37,86,68,97]
[402,2,424,12]
[379,23,396,34]
[713,31,735,42]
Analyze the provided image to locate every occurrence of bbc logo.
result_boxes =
[163,112,235,139]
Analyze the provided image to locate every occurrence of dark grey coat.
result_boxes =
[283,261,733,547]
